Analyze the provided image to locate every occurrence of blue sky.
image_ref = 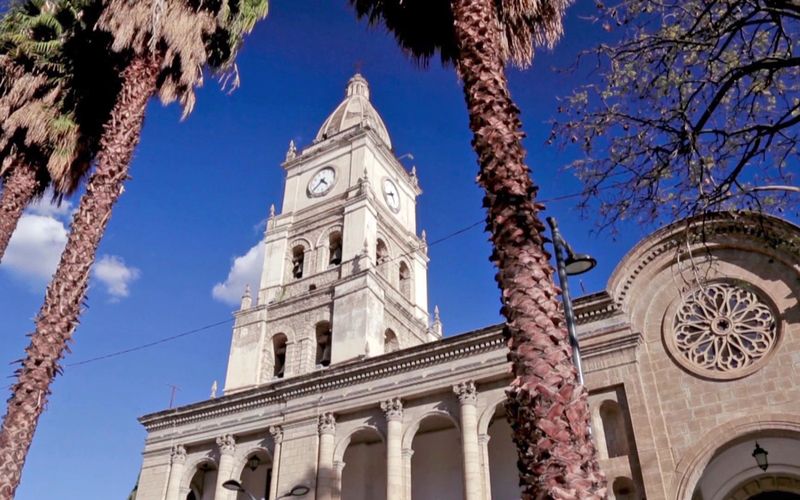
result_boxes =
[0,2,647,498]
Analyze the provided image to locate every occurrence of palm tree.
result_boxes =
[349,1,606,497]
[0,0,99,260]
[0,1,268,496]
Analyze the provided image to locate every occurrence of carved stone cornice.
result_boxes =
[216,434,236,456]
[170,444,187,465]
[269,425,284,445]
[453,381,477,405]
[139,325,505,432]
[380,397,403,421]
[319,412,336,435]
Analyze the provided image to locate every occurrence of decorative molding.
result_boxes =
[319,412,336,435]
[216,434,236,456]
[140,326,505,432]
[453,381,477,405]
[170,444,187,465]
[269,425,283,444]
[380,397,404,421]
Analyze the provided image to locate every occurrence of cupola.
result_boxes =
[315,74,392,148]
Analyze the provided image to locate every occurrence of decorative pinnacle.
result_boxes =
[411,166,417,177]
[434,305,441,322]
[285,140,297,161]
[269,204,276,219]
[241,285,252,310]
[420,230,427,244]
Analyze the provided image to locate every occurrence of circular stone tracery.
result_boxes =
[668,282,777,379]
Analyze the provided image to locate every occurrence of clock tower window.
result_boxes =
[399,261,412,300]
[273,333,288,378]
[291,245,305,279]
[384,329,399,353]
[315,321,332,367]
[328,231,343,266]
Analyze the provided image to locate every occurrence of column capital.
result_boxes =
[453,381,477,405]
[319,412,336,435]
[380,397,404,421]
[170,444,187,465]
[269,425,284,444]
[216,434,237,456]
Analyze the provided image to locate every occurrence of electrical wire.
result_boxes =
[62,184,610,368]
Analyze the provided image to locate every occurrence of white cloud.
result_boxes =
[2,198,139,302]
[27,195,74,220]
[1,213,68,282]
[212,242,264,306]
[92,255,140,302]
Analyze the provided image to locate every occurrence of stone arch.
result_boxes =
[408,411,464,500]
[334,424,386,463]
[180,455,217,492]
[316,225,344,270]
[383,329,399,353]
[402,409,460,450]
[398,260,412,300]
[271,333,289,378]
[726,474,800,499]
[288,237,313,280]
[675,413,800,500]
[232,445,273,478]
[478,394,507,435]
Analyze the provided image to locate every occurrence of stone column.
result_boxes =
[479,434,491,500]
[332,461,346,500]
[381,397,404,499]
[215,434,237,500]
[317,412,336,500]
[402,448,414,500]
[165,444,187,500]
[453,381,481,500]
[268,426,284,500]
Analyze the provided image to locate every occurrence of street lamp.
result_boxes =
[222,480,311,500]
[546,217,598,386]
[753,442,769,471]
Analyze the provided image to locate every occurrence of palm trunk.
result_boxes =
[0,55,159,499]
[451,0,606,498]
[0,162,42,262]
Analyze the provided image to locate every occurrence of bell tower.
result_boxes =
[224,74,437,394]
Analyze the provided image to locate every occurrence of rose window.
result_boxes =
[668,282,777,379]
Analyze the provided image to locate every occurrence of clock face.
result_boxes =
[383,178,401,212]
[308,167,336,197]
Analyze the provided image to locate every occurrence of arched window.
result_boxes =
[273,334,288,378]
[316,321,332,367]
[329,231,342,266]
[291,245,305,279]
[384,329,399,353]
[600,400,630,458]
[399,261,411,299]
[376,239,389,265]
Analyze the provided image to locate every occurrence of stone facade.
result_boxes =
[133,75,800,500]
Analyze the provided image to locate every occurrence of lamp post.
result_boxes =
[546,217,597,386]
[223,480,311,500]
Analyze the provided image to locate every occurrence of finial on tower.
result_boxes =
[430,305,443,338]
[210,380,218,399]
[434,305,440,322]
[285,140,297,161]
[269,204,276,219]
[241,284,252,310]
[410,166,418,186]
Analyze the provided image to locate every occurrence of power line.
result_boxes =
[66,319,233,367]
[62,184,613,368]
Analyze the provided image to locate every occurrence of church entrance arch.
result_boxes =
[689,433,800,500]
[184,460,217,500]
[410,413,463,500]
[485,403,519,499]
[339,427,386,500]
[236,449,272,500]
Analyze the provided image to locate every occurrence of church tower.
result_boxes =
[224,74,437,394]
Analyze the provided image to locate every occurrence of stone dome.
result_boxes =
[315,74,392,148]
